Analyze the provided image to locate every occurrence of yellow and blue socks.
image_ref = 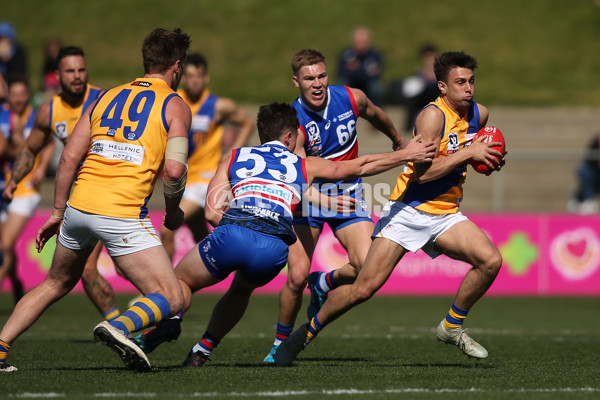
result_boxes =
[304,315,324,341]
[0,339,10,364]
[273,322,294,347]
[110,293,170,335]
[443,303,469,329]
[315,271,339,294]
[103,306,120,322]
[192,332,220,357]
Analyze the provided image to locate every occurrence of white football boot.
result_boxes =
[435,320,488,359]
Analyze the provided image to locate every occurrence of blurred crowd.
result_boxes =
[1,20,597,216]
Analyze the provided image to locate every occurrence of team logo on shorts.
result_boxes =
[121,232,142,244]
[203,241,211,253]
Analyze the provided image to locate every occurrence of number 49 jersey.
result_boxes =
[69,78,179,219]
[221,141,308,244]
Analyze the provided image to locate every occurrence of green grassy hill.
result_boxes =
[4,0,600,107]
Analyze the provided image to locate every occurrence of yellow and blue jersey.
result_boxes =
[49,83,103,142]
[12,105,41,196]
[390,97,481,214]
[69,78,179,219]
[1,104,41,196]
[179,88,223,185]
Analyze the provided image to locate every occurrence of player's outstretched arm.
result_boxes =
[306,135,436,183]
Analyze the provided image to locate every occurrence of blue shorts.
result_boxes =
[198,224,289,286]
[294,183,372,232]
[294,213,372,232]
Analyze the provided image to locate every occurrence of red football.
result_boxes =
[470,126,505,175]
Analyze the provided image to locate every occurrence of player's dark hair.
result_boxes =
[142,28,191,74]
[56,46,84,64]
[6,74,29,90]
[420,43,437,57]
[257,102,300,144]
[184,52,208,71]
[434,51,477,83]
[291,49,326,76]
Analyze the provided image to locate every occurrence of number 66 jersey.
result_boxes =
[220,141,308,245]
[69,78,179,219]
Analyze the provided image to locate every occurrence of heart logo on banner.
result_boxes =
[550,227,600,280]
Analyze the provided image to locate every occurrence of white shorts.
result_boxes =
[372,201,468,259]
[7,192,41,217]
[182,183,208,208]
[59,205,162,257]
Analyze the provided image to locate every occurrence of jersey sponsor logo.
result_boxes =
[54,121,68,140]
[241,204,281,221]
[131,81,152,87]
[191,114,211,132]
[334,110,353,122]
[90,139,145,165]
[232,180,294,205]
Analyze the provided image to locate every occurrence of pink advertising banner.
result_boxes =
[2,210,599,296]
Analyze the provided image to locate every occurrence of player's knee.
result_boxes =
[286,268,309,293]
[479,249,502,278]
[166,292,184,316]
[346,260,363,276]
[350,283,376,305]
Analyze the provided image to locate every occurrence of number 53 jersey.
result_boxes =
[222,141,308,245]
[69,78,179,219]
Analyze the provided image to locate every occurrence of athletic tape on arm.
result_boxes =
[163,137,188,197]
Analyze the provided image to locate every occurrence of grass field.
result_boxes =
[1,293,599,399]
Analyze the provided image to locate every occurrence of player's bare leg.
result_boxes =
[0,212,29,302]
[263,225,318,362]
[304,220,373,321]
[81,242,119,321]
[0,243,93,344]
[274,237,406,366]
[329,220,374,284]
[278,225,320,326]
[432,219,502,359]
[182,271,259,367]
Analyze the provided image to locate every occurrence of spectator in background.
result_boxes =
[34,37,63,106]
[0,21,27,81]
[337,26,384,106]
[568,132,600,214]
[400,44,439,132]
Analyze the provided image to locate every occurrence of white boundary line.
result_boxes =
[11,387,600,398]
